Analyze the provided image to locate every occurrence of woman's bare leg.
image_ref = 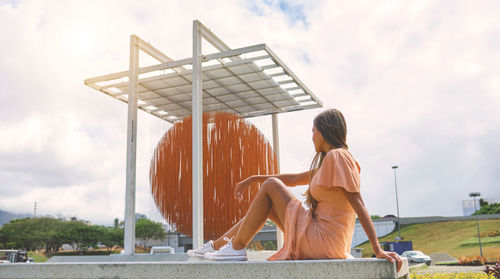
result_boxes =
[231,177,294,250]
[267,209,285,232]
[212,193,286,250]
[213,218,244,250]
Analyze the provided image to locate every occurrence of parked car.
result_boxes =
[0,250,30,263]
[402,250,431,265]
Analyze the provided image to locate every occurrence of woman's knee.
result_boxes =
[261,177,283,191]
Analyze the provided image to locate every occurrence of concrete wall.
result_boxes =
[352,220,396,248]
[1,257,409,279]
[387,214,500,225]
[351,215,500,247]
[142,232,185,253]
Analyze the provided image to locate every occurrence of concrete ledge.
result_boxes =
[0,257,409,279]
[45,251,277,262]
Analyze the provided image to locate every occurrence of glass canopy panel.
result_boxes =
[85,44,322,123]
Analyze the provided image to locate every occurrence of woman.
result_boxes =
[187,109,402,271]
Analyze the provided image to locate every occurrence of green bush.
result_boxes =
[410,272,488,279]
[47,250,112,256]
[460,236,500,247]
[247,240,277,251]
[473,203,500,215]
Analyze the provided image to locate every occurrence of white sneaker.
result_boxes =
[187,240,215,258]
[204,237,247,261]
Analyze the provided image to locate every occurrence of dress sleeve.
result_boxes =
[314,150,361,193]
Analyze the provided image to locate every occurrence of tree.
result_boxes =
[0,218,38,250]
[265,220,275,227]
[30,217,66,252]
[58,222,104,252]
[55,220,82,250]
[480,198,489,207]
[0,227,7,248]
[0,216,125,253]
[135,219,165,247]
[472,203,500,215]
[100,226,123,253]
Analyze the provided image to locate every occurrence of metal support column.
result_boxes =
[123,35,139,255]
[192,20,204,249]
[469,193,483,257]
[392,166,401,241]
[272,114,284,249]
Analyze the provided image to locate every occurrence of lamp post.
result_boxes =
[392,166,401,241]
[469,192,483,257]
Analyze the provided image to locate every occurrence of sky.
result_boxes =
[0,0,499,226]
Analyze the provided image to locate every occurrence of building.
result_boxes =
[135,213,147,221]
[462,197,500,216]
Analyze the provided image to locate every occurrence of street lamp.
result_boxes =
[392,166,401,241]
[469,192,483,257]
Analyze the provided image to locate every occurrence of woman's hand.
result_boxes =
[342,190,403,272]
[234,175,257,200]
[376,250,403,272]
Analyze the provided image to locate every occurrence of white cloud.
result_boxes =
[1,0,499,226]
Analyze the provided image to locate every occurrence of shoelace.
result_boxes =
[200,243,209,251]
[217,237,233,251]
[193,241,212,253]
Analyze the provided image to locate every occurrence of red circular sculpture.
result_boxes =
[150,111,278,240]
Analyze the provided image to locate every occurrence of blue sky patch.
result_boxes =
[246,0,310,27]
[300,52,311,64]
[0,0,22,8]
[247,2,265,16]
[278,1,308,26]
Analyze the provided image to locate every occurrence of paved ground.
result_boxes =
[429,252,457,265]
[411,264,486,274]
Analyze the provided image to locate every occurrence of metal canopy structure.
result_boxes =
[84,40,321,123]
[84,20,322,255]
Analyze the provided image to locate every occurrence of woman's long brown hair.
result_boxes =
[304,109,348,217]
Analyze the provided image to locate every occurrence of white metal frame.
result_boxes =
[123,35,139,255]
[85,20,322,254]
[84,40,322,123]
[192,21,204,249]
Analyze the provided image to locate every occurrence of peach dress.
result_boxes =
[268,148,361,260]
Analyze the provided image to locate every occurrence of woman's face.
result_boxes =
[312,124,327,153]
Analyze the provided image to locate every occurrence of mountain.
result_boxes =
[0,209,31,226]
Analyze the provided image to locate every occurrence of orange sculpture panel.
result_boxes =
[150,111,277,240]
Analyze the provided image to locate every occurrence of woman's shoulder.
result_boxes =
[313,148,361,191]
[326,148,360,172]
[326,148,351,158]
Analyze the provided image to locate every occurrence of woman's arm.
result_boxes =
[234,171,311,198]
[342,190,403,271]
[255,171,311,186]
[244,171,311,187]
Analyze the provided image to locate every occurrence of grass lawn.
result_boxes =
[355,219,500,258]
[28,251,48,262]
[460,236,500,247]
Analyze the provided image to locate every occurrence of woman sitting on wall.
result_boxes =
[187,108,402,271]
